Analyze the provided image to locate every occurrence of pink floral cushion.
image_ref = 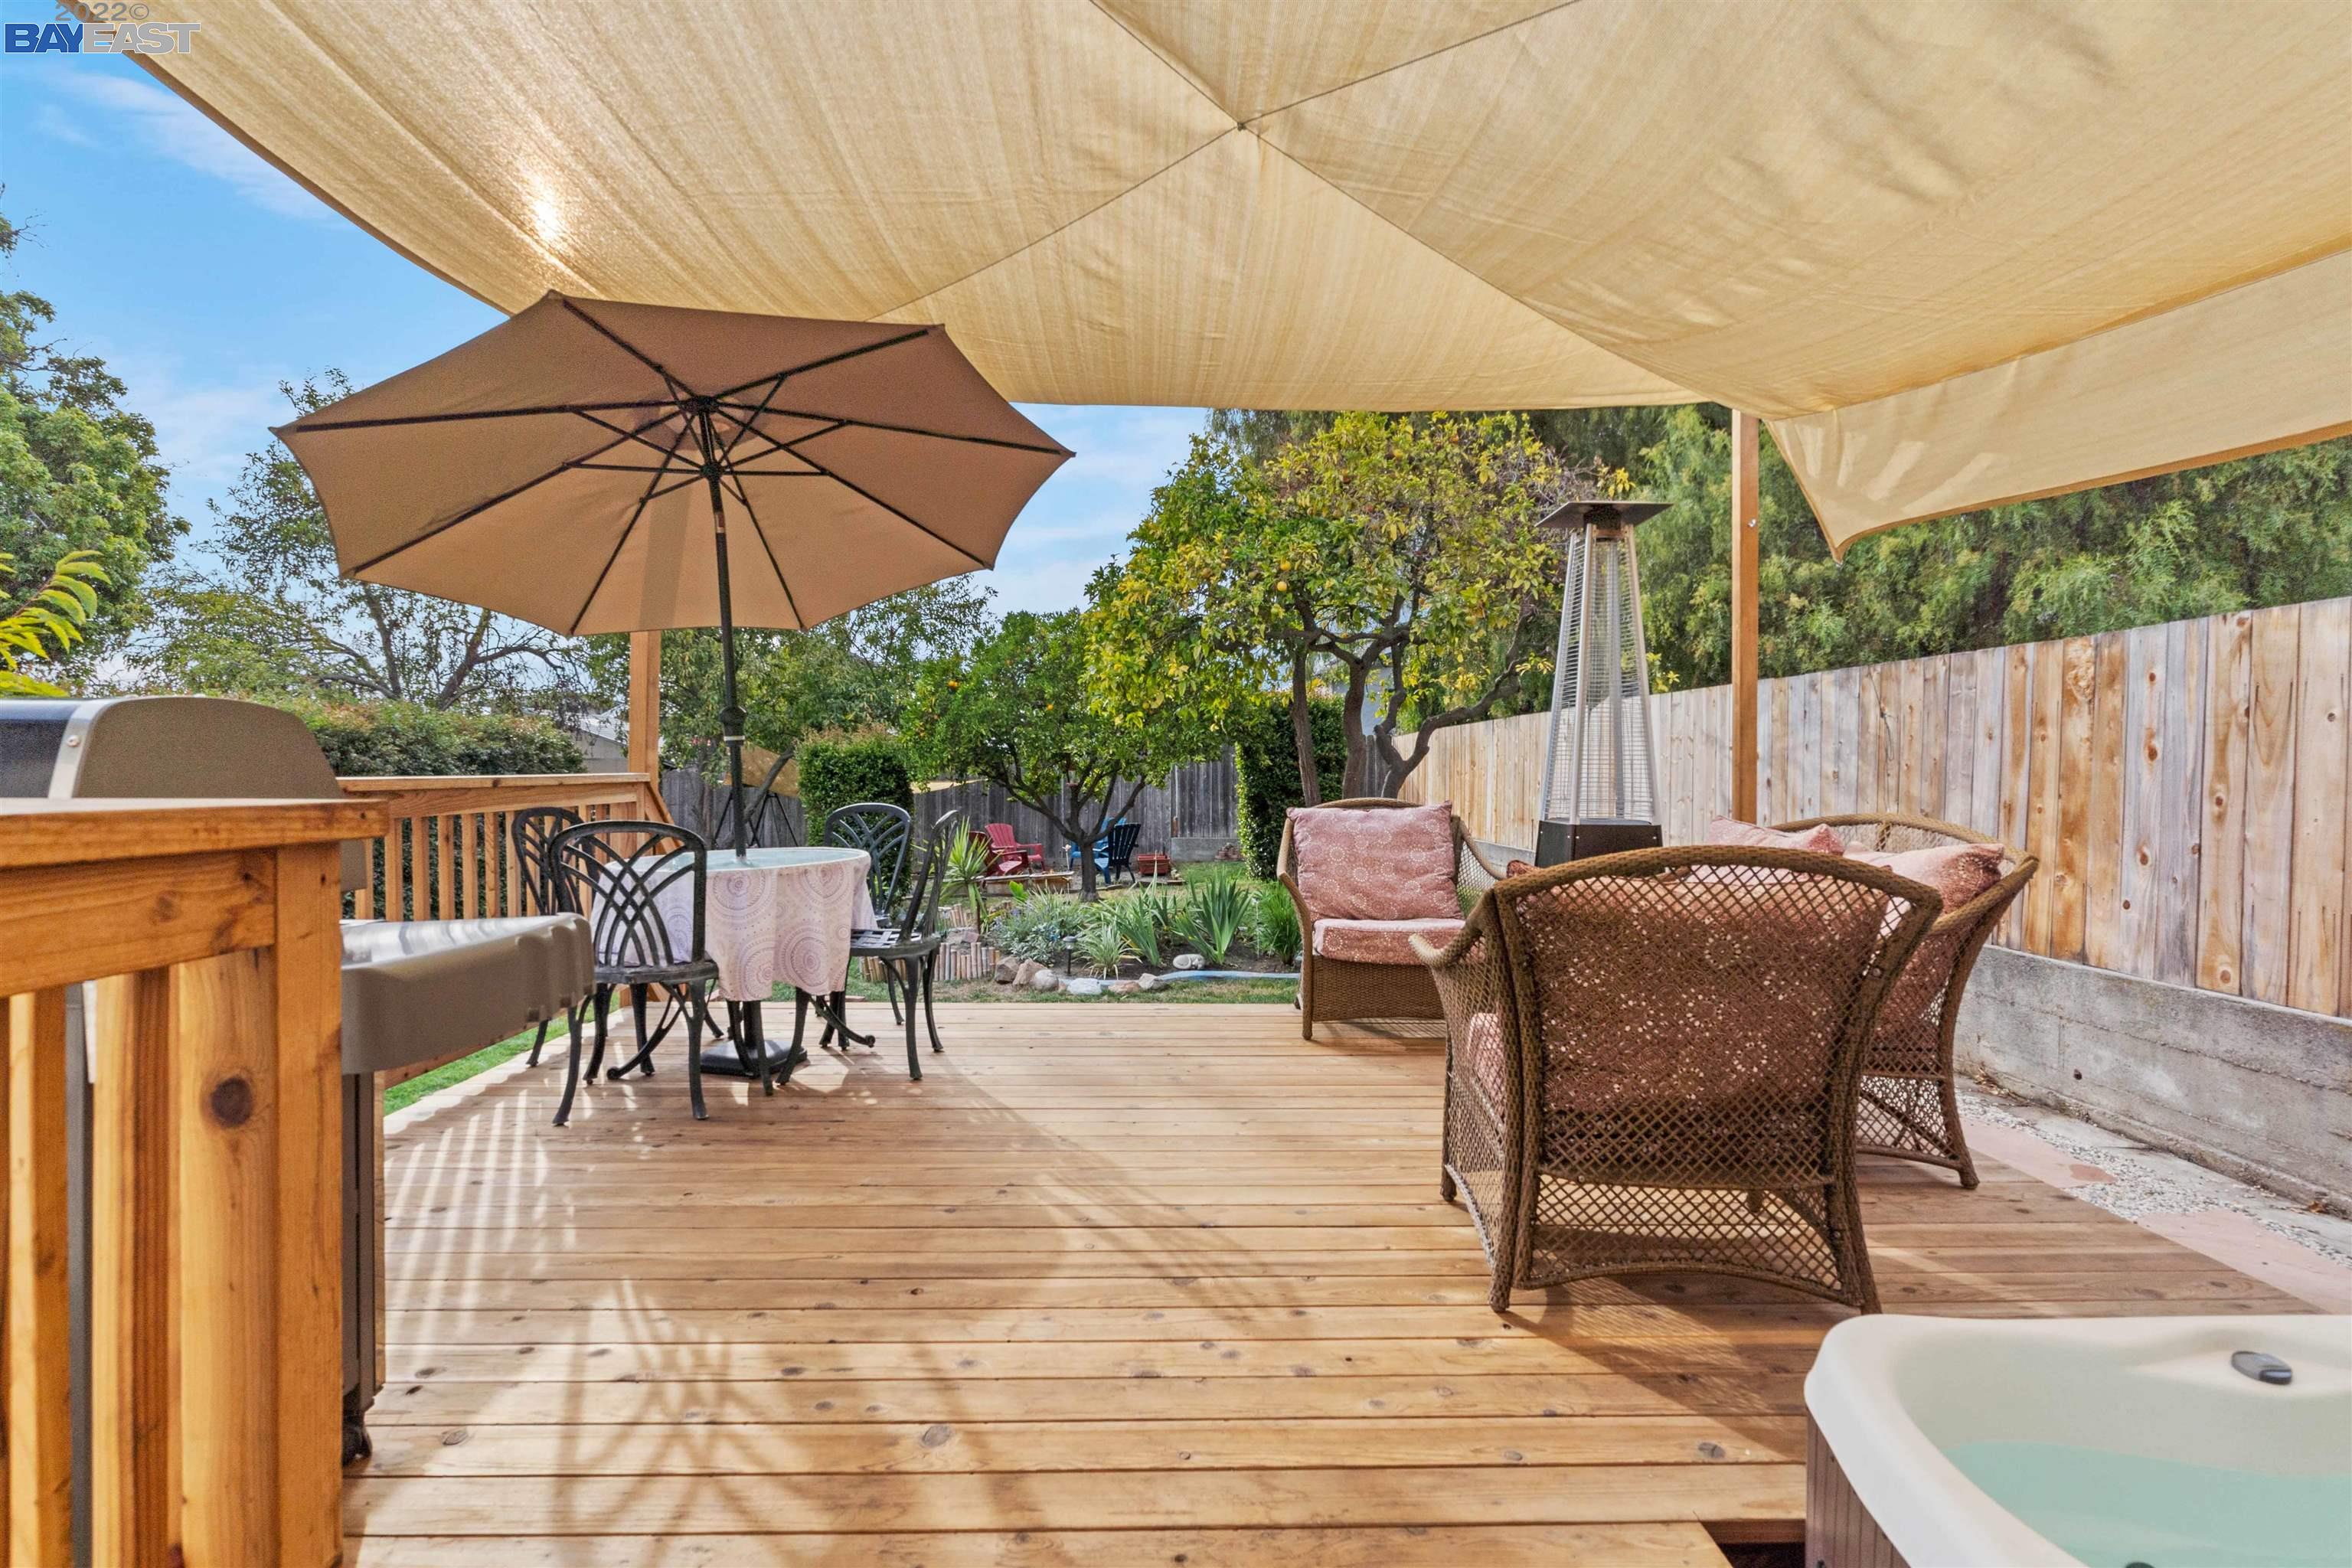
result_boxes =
[1461,1011,1572,1112]
[1289,803,1459,920]
[1705,816,1845,855]
[1463,1011,1508,1109]
[1847,842,2007,913]
[1312,916,1465,965]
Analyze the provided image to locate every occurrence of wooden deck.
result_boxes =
[349,1003,2307,1566]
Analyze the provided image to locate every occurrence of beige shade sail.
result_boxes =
[273,293,1071,636]
[142,0,2352,550]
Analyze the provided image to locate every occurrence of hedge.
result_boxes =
[1230,696,1347,880]
[281,699,584,776]
[798,734,914,831]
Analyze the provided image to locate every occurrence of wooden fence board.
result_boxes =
[2154,618,2209,988]
[2199,612,2254,994]
[2286,599,2349,1015]
[2085,633,2129,972]
[2242,605,2302,1005]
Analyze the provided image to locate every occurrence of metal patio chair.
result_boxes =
[541,820,727,1122]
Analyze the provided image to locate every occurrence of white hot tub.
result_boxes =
[1805,1314,2352,1568]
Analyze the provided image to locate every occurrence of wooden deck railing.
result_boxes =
[0,795,384,1567]
[338,771,669,921]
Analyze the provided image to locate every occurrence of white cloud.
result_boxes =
[41,71,330,221]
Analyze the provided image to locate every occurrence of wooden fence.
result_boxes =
[1401,598,2352,1021]
[911,753,1240,864]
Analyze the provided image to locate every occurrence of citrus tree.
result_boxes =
[908,609,1209,899]
[1093,411,1591,799]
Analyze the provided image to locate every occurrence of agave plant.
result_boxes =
[1074,907,1137,978]
[1175,878,1252,967]
[942,829,995,933]
[1112,890,1169,967]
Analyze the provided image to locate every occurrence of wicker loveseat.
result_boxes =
[1279,799,1504,1038]
[1769,812,2037,1187]
[1423,847,1941,1313]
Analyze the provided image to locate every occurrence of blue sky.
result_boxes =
[0,33,1205,616]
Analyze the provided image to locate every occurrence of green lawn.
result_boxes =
[384,1022,553,1114]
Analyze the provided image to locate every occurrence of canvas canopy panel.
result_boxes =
[129,0,2352,548]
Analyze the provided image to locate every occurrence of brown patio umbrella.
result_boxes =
[276,292,1070,853]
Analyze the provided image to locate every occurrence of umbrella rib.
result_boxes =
[288,400,677,433]
[790,449,989,570]
[707,327,935,403]
[570,407,693,462]
[344,413,675,574]
[557,296,694,403]
[568,420,694,636]
[714,371,796,467]
[735,406,1068,456]
[718,468,808,631]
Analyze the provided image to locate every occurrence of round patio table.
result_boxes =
[646,845,877,1083]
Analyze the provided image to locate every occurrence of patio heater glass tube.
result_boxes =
[1534,500,1668,866]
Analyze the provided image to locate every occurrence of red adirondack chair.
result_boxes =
[982,822,1042,876]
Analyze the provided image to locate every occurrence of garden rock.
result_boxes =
[992,958,1019,985]
[1106,978,1139,995]
[1014,959,1044,987]
[1066,977,1103,997]
[1136,973,1158,991]
[1171,953,1206,970]
[1028,969,1061,993]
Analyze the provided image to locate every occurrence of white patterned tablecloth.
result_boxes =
[653,846,875,1002]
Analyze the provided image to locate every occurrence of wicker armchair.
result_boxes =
[1423,848,1941,1313]
[1279,799,1505,1038]
[1771,813,2038,1187]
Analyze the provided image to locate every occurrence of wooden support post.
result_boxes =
[629,630,663,779]
[1730,410,1762,822]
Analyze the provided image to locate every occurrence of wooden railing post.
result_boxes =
[92,968,178,1566]
[6,987,72,1567]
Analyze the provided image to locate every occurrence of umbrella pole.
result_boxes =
[705,464,750,859]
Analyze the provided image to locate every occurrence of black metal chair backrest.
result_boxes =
[542,820,710,974]
[511,805,585,914]
[824,802,913,915]
[899,810,963,942]
[1103,820,1142,871]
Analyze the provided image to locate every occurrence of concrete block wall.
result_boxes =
[1957,947,2352,1210]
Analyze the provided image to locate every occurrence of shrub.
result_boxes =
[1230,696,1347,880]
[988,891,1088,962]
[281,698,583,776]
[1246,883,1302,965]
[799,734,914,829]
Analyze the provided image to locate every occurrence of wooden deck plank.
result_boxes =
[354,1002,2304,1558]
[346,1521,1735,1567]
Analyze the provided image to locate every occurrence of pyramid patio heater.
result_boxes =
[1534,498,1671,866]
